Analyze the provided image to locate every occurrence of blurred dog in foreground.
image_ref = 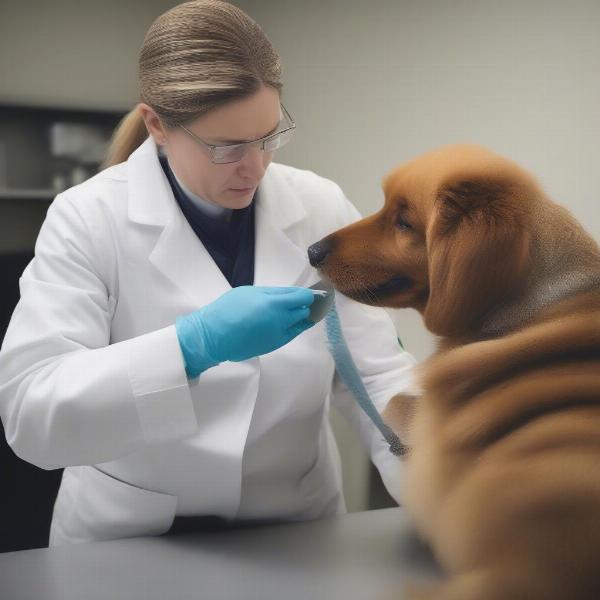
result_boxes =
[309,144,600,599]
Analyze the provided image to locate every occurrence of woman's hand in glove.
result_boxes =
[175,286,316,378]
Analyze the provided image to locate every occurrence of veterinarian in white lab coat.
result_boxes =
[0,0,417,546]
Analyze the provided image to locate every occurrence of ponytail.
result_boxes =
[102,105,148,168]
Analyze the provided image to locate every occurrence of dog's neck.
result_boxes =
[479,270,600,338]
[478,202,600,339]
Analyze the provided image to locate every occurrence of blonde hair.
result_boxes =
[103,0,282,168]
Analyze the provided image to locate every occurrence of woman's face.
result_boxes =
[162,85,281,209]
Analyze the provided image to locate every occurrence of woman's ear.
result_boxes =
[423,178,531,337]
[137,103,168,145]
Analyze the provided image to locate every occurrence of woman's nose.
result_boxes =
[237,145,267,180]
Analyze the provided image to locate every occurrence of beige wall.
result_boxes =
[0,0,181,110]
[237,0,600,364]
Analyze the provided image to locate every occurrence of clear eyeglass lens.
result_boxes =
[212,144,246,164]
[211,129,294,164]
[263,129,293,152]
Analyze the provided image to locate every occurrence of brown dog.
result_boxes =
[308,144,600,599]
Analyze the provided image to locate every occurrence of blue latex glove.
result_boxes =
[175,286,316,379]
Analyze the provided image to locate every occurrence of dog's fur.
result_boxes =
[313,144,600,599]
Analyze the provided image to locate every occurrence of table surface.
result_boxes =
[0,507,443,600]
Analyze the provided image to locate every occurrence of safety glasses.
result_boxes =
[179,104,296,164]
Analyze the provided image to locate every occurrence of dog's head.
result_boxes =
[310,144,542,338]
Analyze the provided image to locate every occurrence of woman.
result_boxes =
[0,0,417,546]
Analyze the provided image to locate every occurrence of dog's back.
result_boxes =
[404,283,600,600]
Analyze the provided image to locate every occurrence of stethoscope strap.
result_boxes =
[324,301,409,457]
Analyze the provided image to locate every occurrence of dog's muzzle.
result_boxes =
[307,238,333,267]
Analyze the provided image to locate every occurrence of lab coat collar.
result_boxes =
[127,137,174,227]
[126,137,311,305]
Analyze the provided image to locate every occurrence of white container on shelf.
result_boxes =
[52,172,68,193]
[70,165,88,186]
[49,122,109,164]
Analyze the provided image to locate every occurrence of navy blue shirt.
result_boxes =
[160,156,255,287]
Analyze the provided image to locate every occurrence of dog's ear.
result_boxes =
[423,178,531,337]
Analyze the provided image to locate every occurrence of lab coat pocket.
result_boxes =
[51,465,178,545]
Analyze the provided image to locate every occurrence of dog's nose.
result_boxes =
[307,238,332,267]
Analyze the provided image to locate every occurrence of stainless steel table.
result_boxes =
[0,507,443,599]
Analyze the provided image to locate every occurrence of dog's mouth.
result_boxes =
[372,276,414,296]
[338,275,414,305]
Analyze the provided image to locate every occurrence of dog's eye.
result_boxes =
[396,217,413,231]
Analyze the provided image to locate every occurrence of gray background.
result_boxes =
[1,0,598,511]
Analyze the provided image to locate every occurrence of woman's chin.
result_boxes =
[219,187,257,208]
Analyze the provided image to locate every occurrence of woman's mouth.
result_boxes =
[229,185,256,194]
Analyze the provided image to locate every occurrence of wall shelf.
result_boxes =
[0,188,55,201]
[0,103,125,252]
[0,103,124,195]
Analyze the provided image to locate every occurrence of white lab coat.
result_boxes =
[0,137,417,546]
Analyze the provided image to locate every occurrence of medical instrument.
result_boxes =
[310,280,408,457]
[308,280,335,323]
